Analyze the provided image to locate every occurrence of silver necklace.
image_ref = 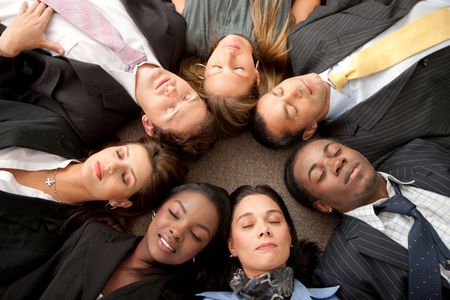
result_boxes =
[45,169,62,202]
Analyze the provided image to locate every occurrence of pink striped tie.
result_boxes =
[42,0,147,71]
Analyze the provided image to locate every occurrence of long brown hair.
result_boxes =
[66,136,188,231]
[179,0,294,137]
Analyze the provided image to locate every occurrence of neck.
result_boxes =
[135,64,158,106]
[367,173,389,205]
[55,164,94,205]
[319,82,331,122]
[130,235,155,267]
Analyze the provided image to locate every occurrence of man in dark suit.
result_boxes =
[284,138,450,299]
[251,0,450,164]
[0,0,215,158]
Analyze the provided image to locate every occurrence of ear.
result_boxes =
[141,115,154,137]
[302,122,317,141]
[313,200,332,214]
[110,199,133,209]
[255,71,261,87]
[228,238,237,257]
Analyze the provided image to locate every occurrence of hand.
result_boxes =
[0,1,64,57]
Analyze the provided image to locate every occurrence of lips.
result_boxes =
[223,43,240,50]
[158,235,176,254]
[298,79,312,95]
[344,163,360,184]
[94,161,103,180]
[155,77,170,91]
[256,242,277,251]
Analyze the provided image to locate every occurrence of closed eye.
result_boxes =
[116,150,124,160]
[121,173,129,185]
[169,209,179,219]
[319,170,326,183]
[191,232,202,242]
[333,149,342,157]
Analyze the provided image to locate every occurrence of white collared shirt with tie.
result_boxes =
[321,0,450,121]
[0,0,161,102]
[346,172,450,283]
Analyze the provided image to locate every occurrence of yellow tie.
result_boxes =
[329,7,450,91]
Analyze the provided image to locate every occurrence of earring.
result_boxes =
[229,254,235,258]
[194,63,205,80]
[328,207,333,213]
[192,256,196,264]
[290,244,294,248]
[105,202,117,210]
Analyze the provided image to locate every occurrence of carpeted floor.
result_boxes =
[119,118,340,249]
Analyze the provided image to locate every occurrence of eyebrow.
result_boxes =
[236,209,283,222]
[126,145,137,187]
[175,200,211,236]
[307,142,333,182]
[175,200,187,214]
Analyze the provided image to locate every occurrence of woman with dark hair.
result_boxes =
[198,185,339,300]
[0,136,187,286]
[1,183,231,300]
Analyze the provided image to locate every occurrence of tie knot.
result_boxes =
[376,181,417,216]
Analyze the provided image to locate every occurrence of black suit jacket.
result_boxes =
[0,191,76,287]
[315,139,450,299]
[0,0,186,148]
[288,0,450,164]
[1,221,192,300]
[288,0,420,75]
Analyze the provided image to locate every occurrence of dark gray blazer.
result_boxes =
[316,139,450,299]
[288,0,450,164]
[1,221,192,300]
[0,0,186,149]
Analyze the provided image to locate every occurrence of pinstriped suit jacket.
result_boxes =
[316,139,450,300]
[288,0,450,164]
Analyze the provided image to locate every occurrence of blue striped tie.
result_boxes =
[378,181,450,300]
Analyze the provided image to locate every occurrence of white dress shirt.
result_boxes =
[322,0,450,120]
[0,0,161,102]
[346,172,450,283]
[0,147,77,201]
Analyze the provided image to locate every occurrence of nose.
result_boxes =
[223,49,236,64]
[258,224,273,238]
[170,225,184,242]
[327,157,347,176]
[164,84,176,96]
[284,85,302,101]
[106,161,125,175]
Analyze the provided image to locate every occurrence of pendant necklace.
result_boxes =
[45,169,62,202]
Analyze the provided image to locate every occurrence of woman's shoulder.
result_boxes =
[292,279,340,300]
[196,290,240,300]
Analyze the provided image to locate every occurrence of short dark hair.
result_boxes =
[250,109,303,149]
[152,111,219,159]
[284,142,320,208]
[228,185,321,287]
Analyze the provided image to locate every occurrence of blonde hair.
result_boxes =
[179,0,294,137]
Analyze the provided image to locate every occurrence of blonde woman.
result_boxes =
[175,0,320,137]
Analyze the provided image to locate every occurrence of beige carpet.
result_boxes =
[119,118,339,249]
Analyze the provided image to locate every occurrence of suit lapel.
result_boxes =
[342,216,409,270]
[82,235,139,300]
[322,64,415,136]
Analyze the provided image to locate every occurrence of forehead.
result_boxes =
[167,99,208,133]
[294,140,335,178]
[257,94,295,136]
[165,190,215,212]
[233,194,281,219]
